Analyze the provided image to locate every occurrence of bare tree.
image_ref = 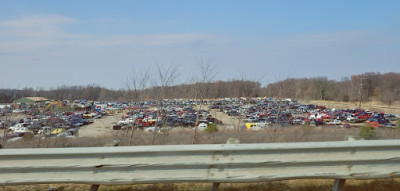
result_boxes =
[1,110,15,147]
[192,58,218,144]
[238,70,263,99]
[125,66,151,102]
[152,64,179,100]
[271,73,291,142]
[195,58,218,98]
[125,66,151,146]
[151,63,180,145]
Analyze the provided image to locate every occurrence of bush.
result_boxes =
[205,123,218,133]
[359,125,376,140]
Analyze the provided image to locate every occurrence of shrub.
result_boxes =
[205,123,218,133]
[359,124,376,140]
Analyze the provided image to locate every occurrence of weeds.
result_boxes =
[3,127,400,148]
[359,125,376,140]
[1,179,400,191]
[205,123,218,133]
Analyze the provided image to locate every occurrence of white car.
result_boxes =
[243,116,258,122]
[346,115,356,122]
[12,109,23,113]
[117,120,130,126]
[144,127,160,133]
[327,119,342,125]
[38,127,53,135]
[14,127,32,133]
[57,128,78,137]
[197,123,208,131]
[9,123,25,131]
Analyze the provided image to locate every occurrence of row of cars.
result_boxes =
[210,99,399,129]
[0,101,127,142]
[2,112,95,139]
[114,104,222,131]
[114,98,399,131]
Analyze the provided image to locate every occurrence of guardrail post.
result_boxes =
[89,184,99,191]
[332,179,346,191]
[211,182,220,191]
[210,138,239,191]
[89,140,121,191]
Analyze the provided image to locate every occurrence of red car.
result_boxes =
[206,117,222,124]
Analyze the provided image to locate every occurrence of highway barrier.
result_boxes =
[1,140,399,191]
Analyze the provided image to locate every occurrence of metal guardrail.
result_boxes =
[0,140,399,190]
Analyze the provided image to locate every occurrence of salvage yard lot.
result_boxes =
[1,98,399,148]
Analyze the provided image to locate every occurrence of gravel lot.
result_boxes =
[78,111,125,138]
[77,106,238,138]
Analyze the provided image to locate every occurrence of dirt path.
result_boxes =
[79,111,125,138]
[208,107,242,130]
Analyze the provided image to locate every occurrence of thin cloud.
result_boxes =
[1,15,398,89]
[0,15,82,39]
[0,15,225,53]
[0,15,76,28]
[128,33,217,47]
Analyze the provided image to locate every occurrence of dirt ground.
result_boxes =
[76,106,240,138]
[78,111,125,138]
[209,108,242,130]
[195,104,241,130]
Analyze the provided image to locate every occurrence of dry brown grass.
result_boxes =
[3,126,400,148]
[1,179,400,191]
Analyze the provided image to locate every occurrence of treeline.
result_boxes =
[0,80,261,102]
[1,72,399,105]
[264,72,400,106]
[0,85,126,103]
[146,80,261,100]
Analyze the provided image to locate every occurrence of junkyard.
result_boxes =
[1,96,399,148]
[2,1,400,189]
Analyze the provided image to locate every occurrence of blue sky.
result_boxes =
[0,0,399,89]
